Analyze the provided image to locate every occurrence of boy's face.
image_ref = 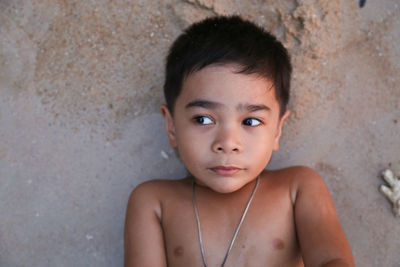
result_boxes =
[161,64,289,193]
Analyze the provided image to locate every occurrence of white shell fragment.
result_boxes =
[160,150,169,159]
[379,169,400,217]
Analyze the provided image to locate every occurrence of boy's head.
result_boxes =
[161,16,292,193]
[163,15,292,117]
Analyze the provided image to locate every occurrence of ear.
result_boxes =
[160,104,177,147]
[273,110,290,151]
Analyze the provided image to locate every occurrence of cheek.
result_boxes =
[177,142,208,174]
[176,129,210,158]
[245,128,274,145]
[243,130,275,155]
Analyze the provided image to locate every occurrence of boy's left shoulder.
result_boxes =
[285,165,331,203]
[271,165,323,181]
[265,165,323,181]
[285,165,326,188]
[263,165,326,204]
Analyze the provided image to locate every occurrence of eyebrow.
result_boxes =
[185,100,222,109]
[239,103,271,112]
[185,99,271,112]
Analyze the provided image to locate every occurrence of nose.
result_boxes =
[211,125,242,154]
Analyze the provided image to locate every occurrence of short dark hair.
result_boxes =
[163,15,292,116]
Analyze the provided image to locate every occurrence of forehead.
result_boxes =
[177,64,279,111]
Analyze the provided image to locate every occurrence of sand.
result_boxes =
[0,0,399,266]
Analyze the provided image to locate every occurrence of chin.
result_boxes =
[211,180,244,194]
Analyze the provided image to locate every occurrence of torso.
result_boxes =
[157,168,304,267]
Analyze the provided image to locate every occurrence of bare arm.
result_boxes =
[293,167,355,267]
[124,181,167,267]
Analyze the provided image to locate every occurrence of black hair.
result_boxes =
[163,15,292,116]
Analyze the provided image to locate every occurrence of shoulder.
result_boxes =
[129,179,170,197]
[286,165,326,192]
[271,165,324,185]
[271,165,321,178]
[264,166,325,204]
[282,166,335,217]
[126,178,190,219]
[129,178,190,198]
[265,165,321,180]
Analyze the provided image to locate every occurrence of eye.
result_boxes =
[243,118,262,127]
[193,115,214,125]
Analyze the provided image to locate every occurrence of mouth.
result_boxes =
[209,166,242,176]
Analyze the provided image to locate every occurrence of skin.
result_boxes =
[124,64,355,267]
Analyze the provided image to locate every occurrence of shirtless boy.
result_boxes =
[124,16,355,267]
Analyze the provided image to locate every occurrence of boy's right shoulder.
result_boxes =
[126,178,190,219]
[130,178,189,198]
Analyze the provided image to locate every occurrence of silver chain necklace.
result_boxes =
[192,175,260,267]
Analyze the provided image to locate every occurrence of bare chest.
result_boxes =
[161,188,303,267]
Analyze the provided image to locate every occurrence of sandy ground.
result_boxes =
[0,0,399,266]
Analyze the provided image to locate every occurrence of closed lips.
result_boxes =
[210,166,242,175]
[211,166,241,170]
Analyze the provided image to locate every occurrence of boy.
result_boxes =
[124,16,354,267]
